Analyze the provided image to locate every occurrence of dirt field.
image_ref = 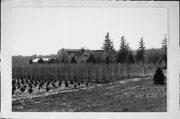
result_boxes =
[12,77,167,112]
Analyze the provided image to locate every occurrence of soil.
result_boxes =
[12,77,167,112]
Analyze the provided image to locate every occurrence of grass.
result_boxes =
[12,78,166,112]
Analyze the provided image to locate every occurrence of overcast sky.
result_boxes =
[12,7,167,56]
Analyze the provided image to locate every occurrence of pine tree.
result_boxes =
[136,37,145,63]
[153,68,166,85]
[102,32,116,64]
[117,36,129,63]
[102,32,115,52]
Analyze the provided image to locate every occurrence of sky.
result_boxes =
[12,7,167,56]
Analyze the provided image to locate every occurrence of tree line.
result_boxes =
[100,32,167,66]
[12,32,167,66]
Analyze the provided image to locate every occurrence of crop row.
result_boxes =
[12,64,158,95]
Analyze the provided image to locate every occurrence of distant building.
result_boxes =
[56,48,105,63]
[32,58,41,63]
[30,57,56,64]
[80,50,105,63]
[30,48,116,64]
[56,48,81,63]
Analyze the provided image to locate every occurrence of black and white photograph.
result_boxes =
[0,51,1,112]
[0,7,1,112]
[0,45,1,113]
[0,0,179,118]
[11,6,168,112]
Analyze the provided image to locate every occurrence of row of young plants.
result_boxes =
[12,63,158,95]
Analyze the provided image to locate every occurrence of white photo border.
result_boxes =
[1,0,179,119]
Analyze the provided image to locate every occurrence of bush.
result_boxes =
[153,68,165,85]
[87,54,96,63]
[105,56,110,64]
[71,56,77,64]
[29,59,33,64]
[38,58,44,64]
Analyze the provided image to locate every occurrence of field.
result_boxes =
[12,63,167,112]
[12,77,166,112]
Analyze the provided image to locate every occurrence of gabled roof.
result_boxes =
[32,58,51,62]
[32,58,40,62]
[57,48,105,58]
[57,49,81,58]
[90,50,105,57]
[91,50,105,52]
[66,49,81,57]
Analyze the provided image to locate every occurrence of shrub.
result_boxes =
[122,108,129,112]
[87,54,96,63]
[29,59,33,64]
[65,81,69,87]
[38,58,44,64]
[46,86,50,92]
[153,68,165,84]
[20,86,26,93]
[71,56,77,64]
[28,87,33,94]
[105,56,110,64]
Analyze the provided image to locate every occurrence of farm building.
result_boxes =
[80,50,106,63]
[56,48,81,63]
[56,48,106,63]
[32,58,40,63]
[29,48,116,64]
[30,57,57,64]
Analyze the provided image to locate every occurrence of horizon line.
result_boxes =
[12,47,163,57]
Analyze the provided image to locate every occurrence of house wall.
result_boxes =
[56,49,70,63]
[79,51,90,63]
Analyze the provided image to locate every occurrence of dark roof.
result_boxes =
[64,49,81,57]
[90,50,105,57]
[58,49,105,58]
[90,50,105,52]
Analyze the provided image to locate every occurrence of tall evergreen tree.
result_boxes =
[102,32,115,52]
[136,37,145,63]
[117,36,129,63]
[102,32,116,63]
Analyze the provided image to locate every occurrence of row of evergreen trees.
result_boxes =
[101,32,167,65]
